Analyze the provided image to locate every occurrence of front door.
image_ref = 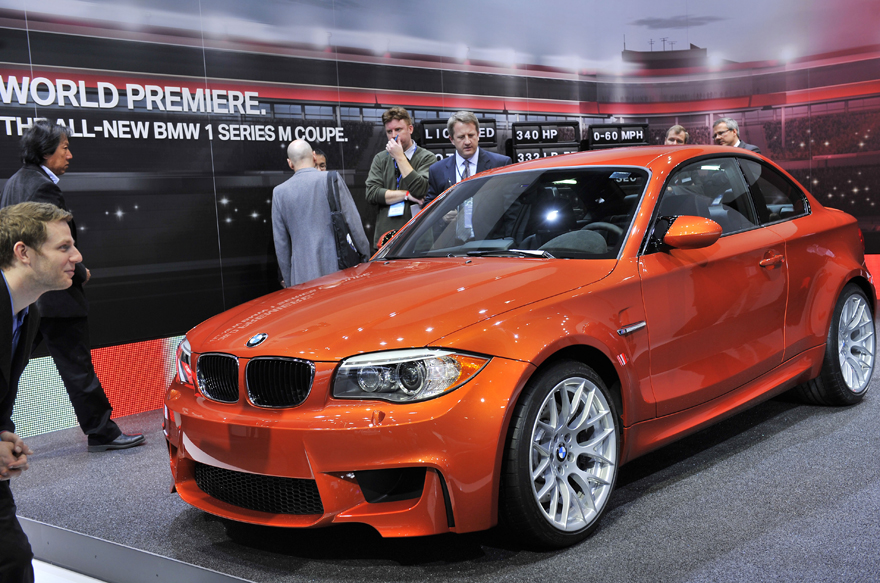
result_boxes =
[639,157,788,416]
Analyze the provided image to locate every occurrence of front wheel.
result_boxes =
[796,283,875,405]
[500,361,619,548]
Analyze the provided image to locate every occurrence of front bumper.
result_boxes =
[164,357,533,537]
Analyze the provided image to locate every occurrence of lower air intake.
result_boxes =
[194,462,324,515]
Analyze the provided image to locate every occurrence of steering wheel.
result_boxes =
[582,222,624,244]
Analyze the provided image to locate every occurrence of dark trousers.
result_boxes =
[39,317,121,445]
[0,482,34,583]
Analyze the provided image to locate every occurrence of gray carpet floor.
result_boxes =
[11,379,880,583]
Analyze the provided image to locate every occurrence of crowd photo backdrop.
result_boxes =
[0,0,878,433]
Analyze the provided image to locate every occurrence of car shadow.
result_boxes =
[609,394,809,508]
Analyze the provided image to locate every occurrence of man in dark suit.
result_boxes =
[0,201,83,582]
[0,120,143,452]
[424,111,513,208]
[713,117,761,153]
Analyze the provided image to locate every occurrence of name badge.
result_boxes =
[388,201,405,217]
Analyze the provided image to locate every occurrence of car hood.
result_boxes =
[188,258,616,360]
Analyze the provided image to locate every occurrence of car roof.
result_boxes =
[493,145,765,175]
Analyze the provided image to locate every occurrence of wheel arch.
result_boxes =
[530,345,624,420]
[846,275,876,314]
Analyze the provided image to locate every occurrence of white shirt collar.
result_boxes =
[455,148,480,171]
[41,165,60,184]
[403,141,417,160]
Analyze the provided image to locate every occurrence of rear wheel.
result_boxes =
[500,361,619,548]
[796,284,875,405]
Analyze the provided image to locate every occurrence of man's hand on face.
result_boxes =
[385,137,405,161]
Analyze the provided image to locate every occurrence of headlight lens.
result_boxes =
[333,349,489,402]
[176,338,194,387]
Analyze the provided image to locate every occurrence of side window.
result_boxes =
[740,159,809,224]
[658,157,757,235]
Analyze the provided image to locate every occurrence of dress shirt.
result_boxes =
[454,148,480,183]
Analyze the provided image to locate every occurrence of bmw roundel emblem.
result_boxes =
[246,333,268,348]
[556,444,568,461]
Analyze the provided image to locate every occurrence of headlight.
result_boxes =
[333,349,489,403]
[176,338,194,387]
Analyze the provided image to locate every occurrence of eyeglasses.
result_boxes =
[713,128,733,139]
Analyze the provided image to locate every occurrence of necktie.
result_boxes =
[456,159,474,241]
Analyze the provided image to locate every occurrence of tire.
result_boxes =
[796,284,875,405]
[500,361,619,549]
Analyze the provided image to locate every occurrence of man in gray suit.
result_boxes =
[272,140,370,287]
[713,118,761,153]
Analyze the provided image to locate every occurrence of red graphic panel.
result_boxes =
[92,337,180,418]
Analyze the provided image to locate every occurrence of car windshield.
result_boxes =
[377,167,649,260]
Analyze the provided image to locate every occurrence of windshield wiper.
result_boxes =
[466,249,555,259]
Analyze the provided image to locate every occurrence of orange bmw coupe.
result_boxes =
[165,145,875,548]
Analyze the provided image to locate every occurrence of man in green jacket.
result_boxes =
[365,106,435,251]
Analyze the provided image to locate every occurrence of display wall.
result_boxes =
[0,1,878,434]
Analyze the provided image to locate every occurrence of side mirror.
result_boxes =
[378,229,397,248]
[663,216,722,249]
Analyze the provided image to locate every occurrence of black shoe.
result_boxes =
[88,433,145,452]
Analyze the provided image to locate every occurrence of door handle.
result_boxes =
[759,254,784,267]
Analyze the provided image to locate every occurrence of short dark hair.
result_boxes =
[381,106,413,127]
[21,119,71,166]
[0,202,73,269]
[313,147,326,158]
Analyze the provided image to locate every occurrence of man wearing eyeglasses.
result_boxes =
[712,118,760,153]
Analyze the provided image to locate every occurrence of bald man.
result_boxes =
[272,140,370,286]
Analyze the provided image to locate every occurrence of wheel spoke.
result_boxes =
[843,355,869,386]
[533,441,552,459]
[845,301,867,332]
[566,478,592,522]
[553,477,569,527]
[552,395,565,431]
[535,475,556,501]
[567,380,586,425]
[531,455,551,481]
[536,420,555,435]
[855,342,875,358]
[569,386,595,429]
[853,326,874,348]
[569,473,600,513]
[573,426,616,465]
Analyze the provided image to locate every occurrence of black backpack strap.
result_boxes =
[326,170,341,212]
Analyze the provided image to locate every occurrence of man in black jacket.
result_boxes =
[0,201,83,582]
[0,120,144,452]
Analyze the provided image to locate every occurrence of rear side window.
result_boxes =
[739,159,809,224]
[658,157,757,235]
